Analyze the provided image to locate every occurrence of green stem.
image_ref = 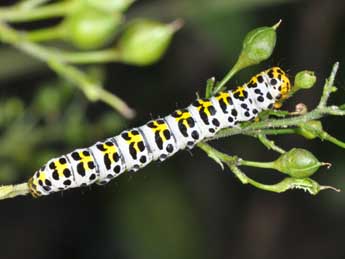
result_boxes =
[318,62,339,108]
[25,25,65,42]
[323,132,345,149]
[0,1,76,22]
[198,142,338,195]
[210,105,345,141]
[0,22,135,119]
[17,0,50,9]
[212,66,238,95]
[257,133,286,153]
[59,49,121,64]
[239,159,275,169]
[212,57,247,95]
[255,128,296,135]
[49,61,136,118]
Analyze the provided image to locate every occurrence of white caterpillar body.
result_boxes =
[29,67,291,197]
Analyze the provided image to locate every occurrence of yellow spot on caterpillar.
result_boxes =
[196,99,213,116]
[78,151,94,170]
[174,110,192,129]
[101,143,117,163]
[55,160,69,178]
[127,131,142,143]
[150,121,169,141]
[127,131,144,153]
[269,67,291,100]
[232,86,246,97]
[216,92,231,105]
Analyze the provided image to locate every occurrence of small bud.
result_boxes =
[273,148,323,178]
[62,8,122,50]
[296,120,323,139]
[294,70,316,90]
[235,21,279,69]
[82,0,135,12]
[294,103,308,114]
[118,19,182,66]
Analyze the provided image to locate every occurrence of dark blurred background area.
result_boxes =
[1,0,345,259]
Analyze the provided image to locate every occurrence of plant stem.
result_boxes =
[255,128,296,135]
[212,66,238,95]
[323,132,345,149]
[0,1,76,22]
[25,25,65,42]
[0,22,135,119]
[257,133,286,153]
[318,62,339,108]
[17,0,50,9]
[59,49,121,64]
[209,105,345,141]
[49,61,135,118]
[198,142,337,195]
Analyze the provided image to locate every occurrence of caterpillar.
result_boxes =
[28,67,291,197]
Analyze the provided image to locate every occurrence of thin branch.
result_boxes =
[198,142,339,195]
[257,133,286,154]
[0,22,135,119]
[318,62,339,108]
[0,1,75,22]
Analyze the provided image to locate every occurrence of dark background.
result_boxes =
[1,0,345,259]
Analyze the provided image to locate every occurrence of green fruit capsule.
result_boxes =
[294,70,317,90]
[296,120,323,139]
[118,19,182,66]
[273,148,322,178]
[82,0,135,12]
[235,20,279,68]
[62,8,122,50]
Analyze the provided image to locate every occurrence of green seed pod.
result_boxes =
[118,19,182,66]
[62,8,122,50]
[82,0,135,12]
[273,148,322,178]
[294,70,316,90]
[236,21,279,68]
[296,120,323,139]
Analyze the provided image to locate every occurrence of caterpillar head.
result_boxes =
[264,67,291,108]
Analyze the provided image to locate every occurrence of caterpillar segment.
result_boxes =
[139,119,179,161]
[28,67,291,197]
[89,138,125,185]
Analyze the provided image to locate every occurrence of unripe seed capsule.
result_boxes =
[118,19,182,66]
[296,121,323,140]
[82,0,135,12]
[294,70,317,90]
[273,148,322,178]
[236,20,280,68]
[62,8,122,50]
